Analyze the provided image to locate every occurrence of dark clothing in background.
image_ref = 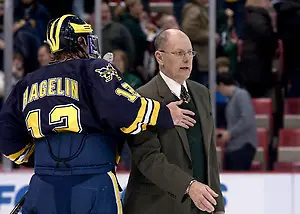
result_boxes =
[38,0,73,19]
[14,22,41,75]
[223,0,246,39]
[274,1,300,97]
[120,12,147,69]
[14,1,50,42]
[223,143,256,170]
[102,21,136,69]
[238,6,277,98]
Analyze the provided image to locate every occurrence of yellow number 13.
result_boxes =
[25,104,82,138]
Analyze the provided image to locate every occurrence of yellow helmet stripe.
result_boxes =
[52,14,74,52]
[69,23,93,34]
[47,18,59,49]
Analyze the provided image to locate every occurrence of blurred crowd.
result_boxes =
[0,0,299,171]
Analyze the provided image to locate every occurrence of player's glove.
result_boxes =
[102,52,114,63]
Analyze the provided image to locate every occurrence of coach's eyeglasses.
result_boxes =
[158,50,197,58]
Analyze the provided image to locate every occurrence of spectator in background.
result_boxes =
[216,57,230,128]
[217,8,238,76]
[159,14,180,31]
[112,49,142,90]
[0,17,42,76]
[13,18,41,75]
[38,0,75,19]
[112,49,143,171]
[140,11,158,39]
[182,0,220,87]
[93,2,136,70]
[14,0,50,42]
[118,0,148,82]
[238,0,277,98]
[38,44,51,67]
[223,0,247,38]
[72,0,85,19]
[216,57,230,74]
[172,0,185,26]
[12,52,25,85]
[139,11,158,82]
[273,0,300,97]
[216,72,257,171]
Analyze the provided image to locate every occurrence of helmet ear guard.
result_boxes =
[87,35,101,59]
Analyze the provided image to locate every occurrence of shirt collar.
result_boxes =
[159,71,188,99]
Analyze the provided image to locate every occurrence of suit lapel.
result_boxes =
[187,81,210,156]
[155,75,192,161]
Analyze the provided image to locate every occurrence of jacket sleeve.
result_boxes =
[89,59,174,134]
[0,81,34,164]
[207,89,225,212]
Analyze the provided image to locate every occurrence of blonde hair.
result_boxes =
[125,0,141,7]
[225,8,234,17]
[216,57,230,73]
[114,4,126,21]
[246,0,267,8]
[114,0,141,20]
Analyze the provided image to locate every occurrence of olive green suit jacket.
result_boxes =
[124,74,224,214]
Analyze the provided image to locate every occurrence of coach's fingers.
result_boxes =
[206,186,218,198]
[183,115,196,124]
[178,121,189,129]
[199,195,215,213]
[195,201,208,212]
[203,189,217,206]
[182,118,195,127]
[181,109,195,116]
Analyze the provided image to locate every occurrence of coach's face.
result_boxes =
[155,30,194,84]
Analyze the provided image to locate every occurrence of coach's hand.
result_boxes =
[188,181,218,213]
[167,101,196,129]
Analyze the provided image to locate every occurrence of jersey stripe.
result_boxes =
[120,97,147,134]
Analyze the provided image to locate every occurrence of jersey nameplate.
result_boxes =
[23,77,79,111]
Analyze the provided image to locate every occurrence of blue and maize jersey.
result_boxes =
[0,58,173,164]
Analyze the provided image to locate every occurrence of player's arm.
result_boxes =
[0,81,34,164]
[89,60,195,134]
[90,60,172,134]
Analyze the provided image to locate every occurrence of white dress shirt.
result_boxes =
[159,71,188,100]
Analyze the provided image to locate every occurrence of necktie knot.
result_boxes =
[180,85,190,103]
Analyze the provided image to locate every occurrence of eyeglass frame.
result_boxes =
[158,50,197,58]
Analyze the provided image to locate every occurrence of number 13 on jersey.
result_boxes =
[25,103,82,138]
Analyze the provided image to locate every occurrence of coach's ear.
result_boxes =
[102,52,114,63]
[155,50,163,66]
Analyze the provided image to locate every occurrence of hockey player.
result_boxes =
[0,14,196,214]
